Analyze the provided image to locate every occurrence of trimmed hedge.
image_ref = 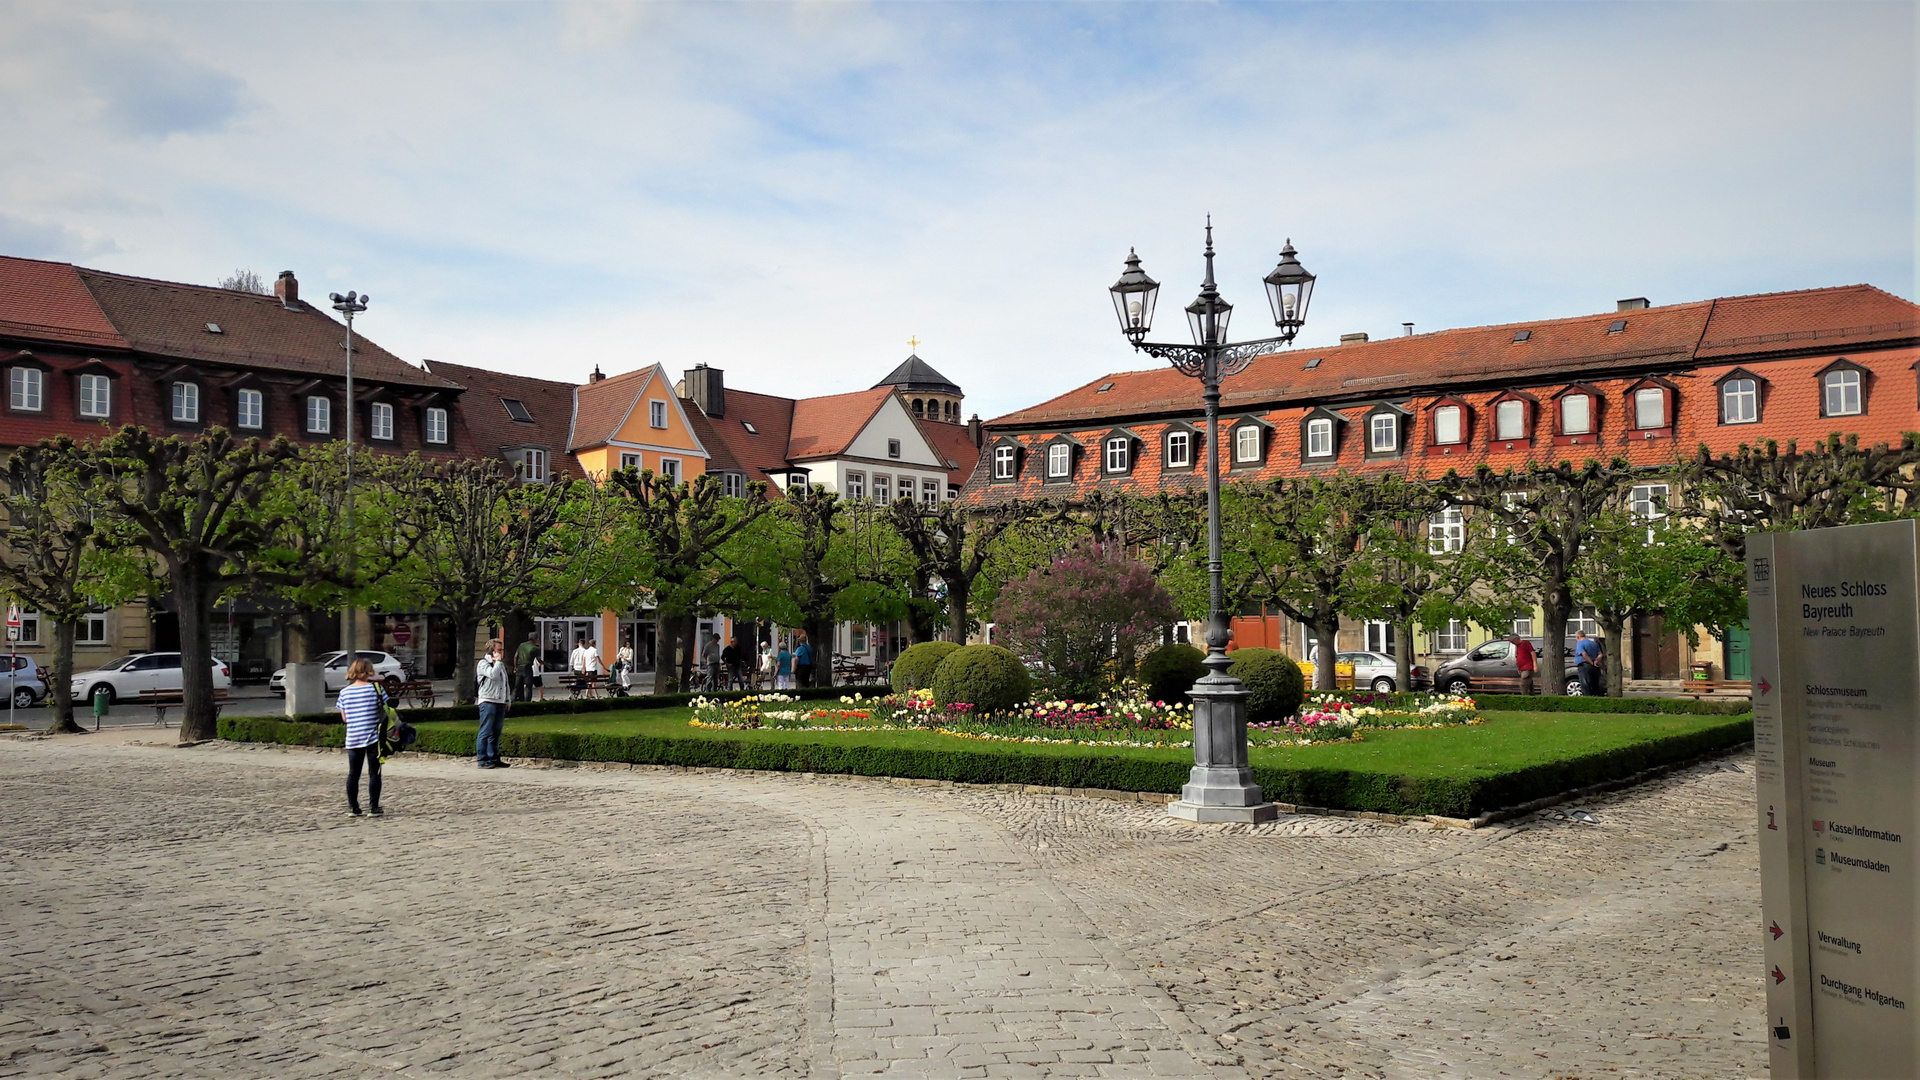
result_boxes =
[930,645,1031,714]
[217,712,1754,818]
[1228,648,1305,723]
[1137,643,1207,705]
[1305,690,1751,716]
[275,683,892,726]
[891,642,961,694]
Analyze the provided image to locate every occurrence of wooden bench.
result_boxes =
[832,655,875,683]
[393,679,436,709]
[138,688,231,727]
[563,673,606,700]
[1679,678,1752,700]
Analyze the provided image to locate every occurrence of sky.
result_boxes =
[0,1,1913,422]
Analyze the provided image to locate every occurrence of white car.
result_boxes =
[269,650,407,697]
[1335,650,1432,693]
[71,653,233,706]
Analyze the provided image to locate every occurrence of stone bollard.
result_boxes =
[284,662,326,717]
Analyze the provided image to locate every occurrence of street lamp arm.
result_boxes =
[1132,333,1299,379]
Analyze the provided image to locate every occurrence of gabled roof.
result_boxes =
[872,353,961,396]
[74,267,457,389]
[986,285,1920,429]
[914,417,983,487]
[421,358,581,475]
[680,401,747,477]
[697,387,796,483]
[787,387,897,460]
[568,366,657,451]
[0,256,128,350]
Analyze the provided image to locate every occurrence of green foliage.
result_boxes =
[995,542,1177,700]
[269,683,892,726]
[930,644,1032,713]
[1473,693,1751,715]
[1227,647,1305,723]
[891,641,961,693]
[1137,643,1207,704]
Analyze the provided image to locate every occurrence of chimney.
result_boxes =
[682,363,725,418]
[1402,322,1415,337]
[589,364,606,383]
[1617,297,1650,311]
[1340,332,1369,346]
[967,414,983,447]
[274,270,298,309]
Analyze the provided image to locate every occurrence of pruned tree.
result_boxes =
[887,499,1036,643]
[74,428,300,741]
[391,458,625,703]
[1678,433,1920,560]
[1573,500,1747,695]
[0,439,151,731]
[607,469,771,693]
[1344,488,1449,690]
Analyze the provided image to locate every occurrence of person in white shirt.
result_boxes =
[584,641,603,675]
[570,639,591,675]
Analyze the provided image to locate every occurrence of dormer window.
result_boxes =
[237,388,263,429]
[1235,425,1259,462]
[371,402,395,441]
[1716,369,1763,425]
[1306,417,1334,458]
[78,373,111,419]
[306,395,331,434]
[1494,399,1527,440]
[1166,430,1191,468]
[171,382,199,423]
[1432,405,1464,445]
[1048,442,1071,478]
[8,367,42,412]
[1104,436,1130,474]
[1821,364,1864,417]
[519,448,549,482]
[1369,413,1396,452]
[424,406,448,444]
[1559,393,1592,435]
[1632,386,1667,429]
[992,444,1017,481]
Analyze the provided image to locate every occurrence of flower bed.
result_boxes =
[1249,692,1483,745]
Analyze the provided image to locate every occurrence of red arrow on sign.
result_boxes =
[1772,965,1787,985]
[1759,677,1772,695]
[1770,921,1784,941]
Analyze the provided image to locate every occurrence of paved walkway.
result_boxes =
[0,734,1765,1078]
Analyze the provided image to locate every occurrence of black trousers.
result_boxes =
[347,747,382,812]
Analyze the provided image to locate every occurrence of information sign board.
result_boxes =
[1750,521,1917,1077]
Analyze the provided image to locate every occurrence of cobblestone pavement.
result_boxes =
[0,736,1764,1079]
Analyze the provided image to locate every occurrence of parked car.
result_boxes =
[0,655,46,709]
[269,650,407,697]
[1430,638,1599,696]
[1335,651,1431,693]
[71,653,233,706]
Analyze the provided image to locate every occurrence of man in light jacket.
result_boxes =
[475,640,512,770]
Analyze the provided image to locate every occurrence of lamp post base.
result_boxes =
[1168,798,1280,824]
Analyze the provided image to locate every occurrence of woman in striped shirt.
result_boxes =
[338,658,385,817]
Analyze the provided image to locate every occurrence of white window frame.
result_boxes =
[76,610,108,645]
[1048,442,1071,478]
[1430,619,1467,654]
[1166,431,1191,468]
[370,401,394,441]
[1306,417,1334,458]
[1511,617,1535,638]
[1721,378,1758,424]
[993,446,1015,480]
[1428,507,1464,554]
[9,367,43,411]
[1494,399,1526,440]
[1104,437,1130,473]
[1235,425,1261,463]
[872,475,890,504]
[1632,387,1666,430]
[1364,621,1395,654]
[1559,394,1592,435]
[846,471,865,501]
[659,458,680,484]
[306,395,331,434]
[649,400,668,428]
[921,478,939,506]
[724,472,744,498]
[1568,609,1600,637]
[78,374,111,419]
[520,448,549,483]
[424,406,449,445]
[1433,404,1463,445]
[1369,413,1398,453]
[236,388,263,429]
[1823,370,1862,416]
[619,452,642,470]
[171,382,199,423]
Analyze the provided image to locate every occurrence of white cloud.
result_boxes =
[0,1,1909,420]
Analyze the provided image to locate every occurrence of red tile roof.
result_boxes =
[567,366,657,451]
[421,358,582,476]
[679,401,747,477]
[915,417,982,487]
[74,267,456,389]
[698,387,795,482]
[0,256,128,350]
[787,387,895,460]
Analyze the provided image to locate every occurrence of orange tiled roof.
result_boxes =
[567,367,657,451]
[914,416,982,486]
[787,387,895,460]
[699,387,796,482]
[0,256,128,351]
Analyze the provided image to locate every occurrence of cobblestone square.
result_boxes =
[0,736,1764,1078]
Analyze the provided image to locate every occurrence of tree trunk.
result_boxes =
[43,618,83,734]
[1394,618,1415,693]
[452,615,483,704]
[680,617,697,691]
[287,606,319,664]
[654,613,684,694]
[175,561,220,742]
[806,616,836,687]
[1542,584,1573,697]
[1599,613,1628,697]
[946,577,971,644]
[1312,612,1341,692]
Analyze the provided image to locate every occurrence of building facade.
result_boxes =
[961,285,1920,682]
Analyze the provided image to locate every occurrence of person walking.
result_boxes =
[1511,634,1539,696]
[338,658,386,817]
[530,655,546,701]
[570,637,592,678]
[475,639,512,769]
[775,641,793,690]
[613,639,635,696]
[758,644,776,690]
[514,632,538,703]
[792,632,814,688]
[700,634,722,691]
[1574,631,1603,695]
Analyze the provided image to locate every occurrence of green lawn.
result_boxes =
[420,707,1741,781]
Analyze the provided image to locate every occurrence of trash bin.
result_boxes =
[1689,661,1714,681]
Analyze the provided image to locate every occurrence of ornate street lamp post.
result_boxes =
[1110,222,1314,822]
[329,290,368,659]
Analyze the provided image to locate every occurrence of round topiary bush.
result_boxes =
[1227,647,1306,723]
[1137,642,1207,704]
[930,644,1032,715]
[891,641,961,693]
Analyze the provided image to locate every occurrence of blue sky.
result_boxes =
[0,1,1912,421]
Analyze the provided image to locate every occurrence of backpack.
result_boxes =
[376,692,416,762]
